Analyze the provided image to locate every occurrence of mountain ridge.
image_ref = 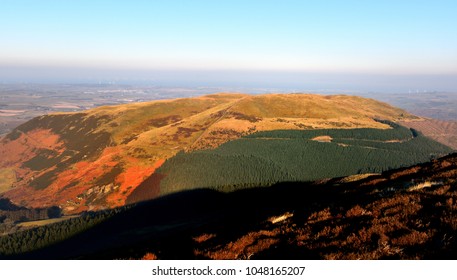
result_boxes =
[0,93,442,213]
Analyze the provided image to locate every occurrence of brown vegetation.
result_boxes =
[0,93,420,213]
[111,153,457,260]
[311,135,333,143]
[400,119,457,150]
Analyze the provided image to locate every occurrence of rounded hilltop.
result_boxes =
[0,93,422,213]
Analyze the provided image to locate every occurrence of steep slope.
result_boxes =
[0,93,421,213]
[399,119,457,150]
[2,153,456,259]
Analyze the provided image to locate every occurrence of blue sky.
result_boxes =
[1,0,457,90]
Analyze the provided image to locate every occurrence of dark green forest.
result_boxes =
[0,123,453,258]
[0,208,123,257]
[157,124,452,195]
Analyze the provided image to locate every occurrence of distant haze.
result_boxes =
[1,0,457,91]
[1,66,456,93]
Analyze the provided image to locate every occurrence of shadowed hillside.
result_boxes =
[154,123,451,197]
[1,153,456,260]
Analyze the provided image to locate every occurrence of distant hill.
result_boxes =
[399,119,457,150]
[0,93,446,213]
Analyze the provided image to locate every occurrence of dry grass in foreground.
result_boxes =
[103,154,457,260]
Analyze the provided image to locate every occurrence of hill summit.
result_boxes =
[0,93,426,213]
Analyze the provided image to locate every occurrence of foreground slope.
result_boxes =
[1,153,456,259]
[0,93,418,213]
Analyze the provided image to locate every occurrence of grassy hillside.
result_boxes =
[0,93,419,213]
[155,123,452,196]
[0,169,15,194]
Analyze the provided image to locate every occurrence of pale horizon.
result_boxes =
[1,0,457,91]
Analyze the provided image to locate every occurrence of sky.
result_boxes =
[1,0,457,91]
